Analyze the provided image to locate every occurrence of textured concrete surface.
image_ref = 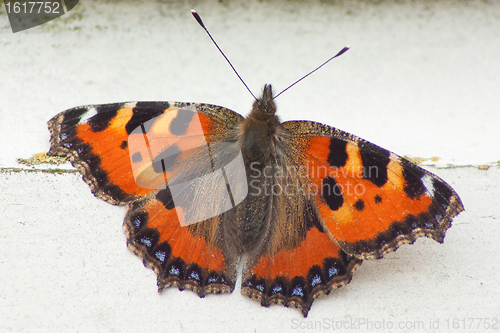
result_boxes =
[1,1,499,332]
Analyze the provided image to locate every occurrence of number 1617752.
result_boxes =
[5,2,60,14]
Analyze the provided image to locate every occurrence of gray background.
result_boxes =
[1,0,499,332]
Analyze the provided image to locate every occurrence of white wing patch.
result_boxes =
[421,174,435,197]
[79,107,97,124]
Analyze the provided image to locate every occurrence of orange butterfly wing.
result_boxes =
[283,120,464,259]
[48,101,245,294]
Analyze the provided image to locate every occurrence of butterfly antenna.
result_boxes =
[191,10,257,101]
[274,46,351,99]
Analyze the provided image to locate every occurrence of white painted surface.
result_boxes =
[1,1,499,332]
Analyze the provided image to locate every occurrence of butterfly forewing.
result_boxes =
[282,120,464,259]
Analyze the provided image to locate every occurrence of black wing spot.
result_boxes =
[353,199,365,211]
[132,152,143,163]
[401,159,426,199]
[374,194,382,204]
[156,188,176,210]
[125,105,166,135]
[327,138,348,168]
[359,142,390,187]
[170,110,195,136]
[120,140,128,150]
[322,177,344,211]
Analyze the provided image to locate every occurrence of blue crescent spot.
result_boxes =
[271,285,282,294]
[311,275,321,287]
[291,286,304,297]
[169,266,180,276]
[328,266,339,277]
[155,251,166,262]
[140,237,152,247]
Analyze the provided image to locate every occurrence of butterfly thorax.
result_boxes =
[239,84,282,162]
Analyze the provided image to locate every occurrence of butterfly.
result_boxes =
[47,13,464,318]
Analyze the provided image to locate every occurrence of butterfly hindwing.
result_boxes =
[124,190,241,295]
[282,120,464,259]
[241,201,362,316]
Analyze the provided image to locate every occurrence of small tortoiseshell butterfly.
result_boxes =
[47,11,464,317]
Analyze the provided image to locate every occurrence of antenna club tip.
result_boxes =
[345,45,351,49]
[191,9,205,28]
